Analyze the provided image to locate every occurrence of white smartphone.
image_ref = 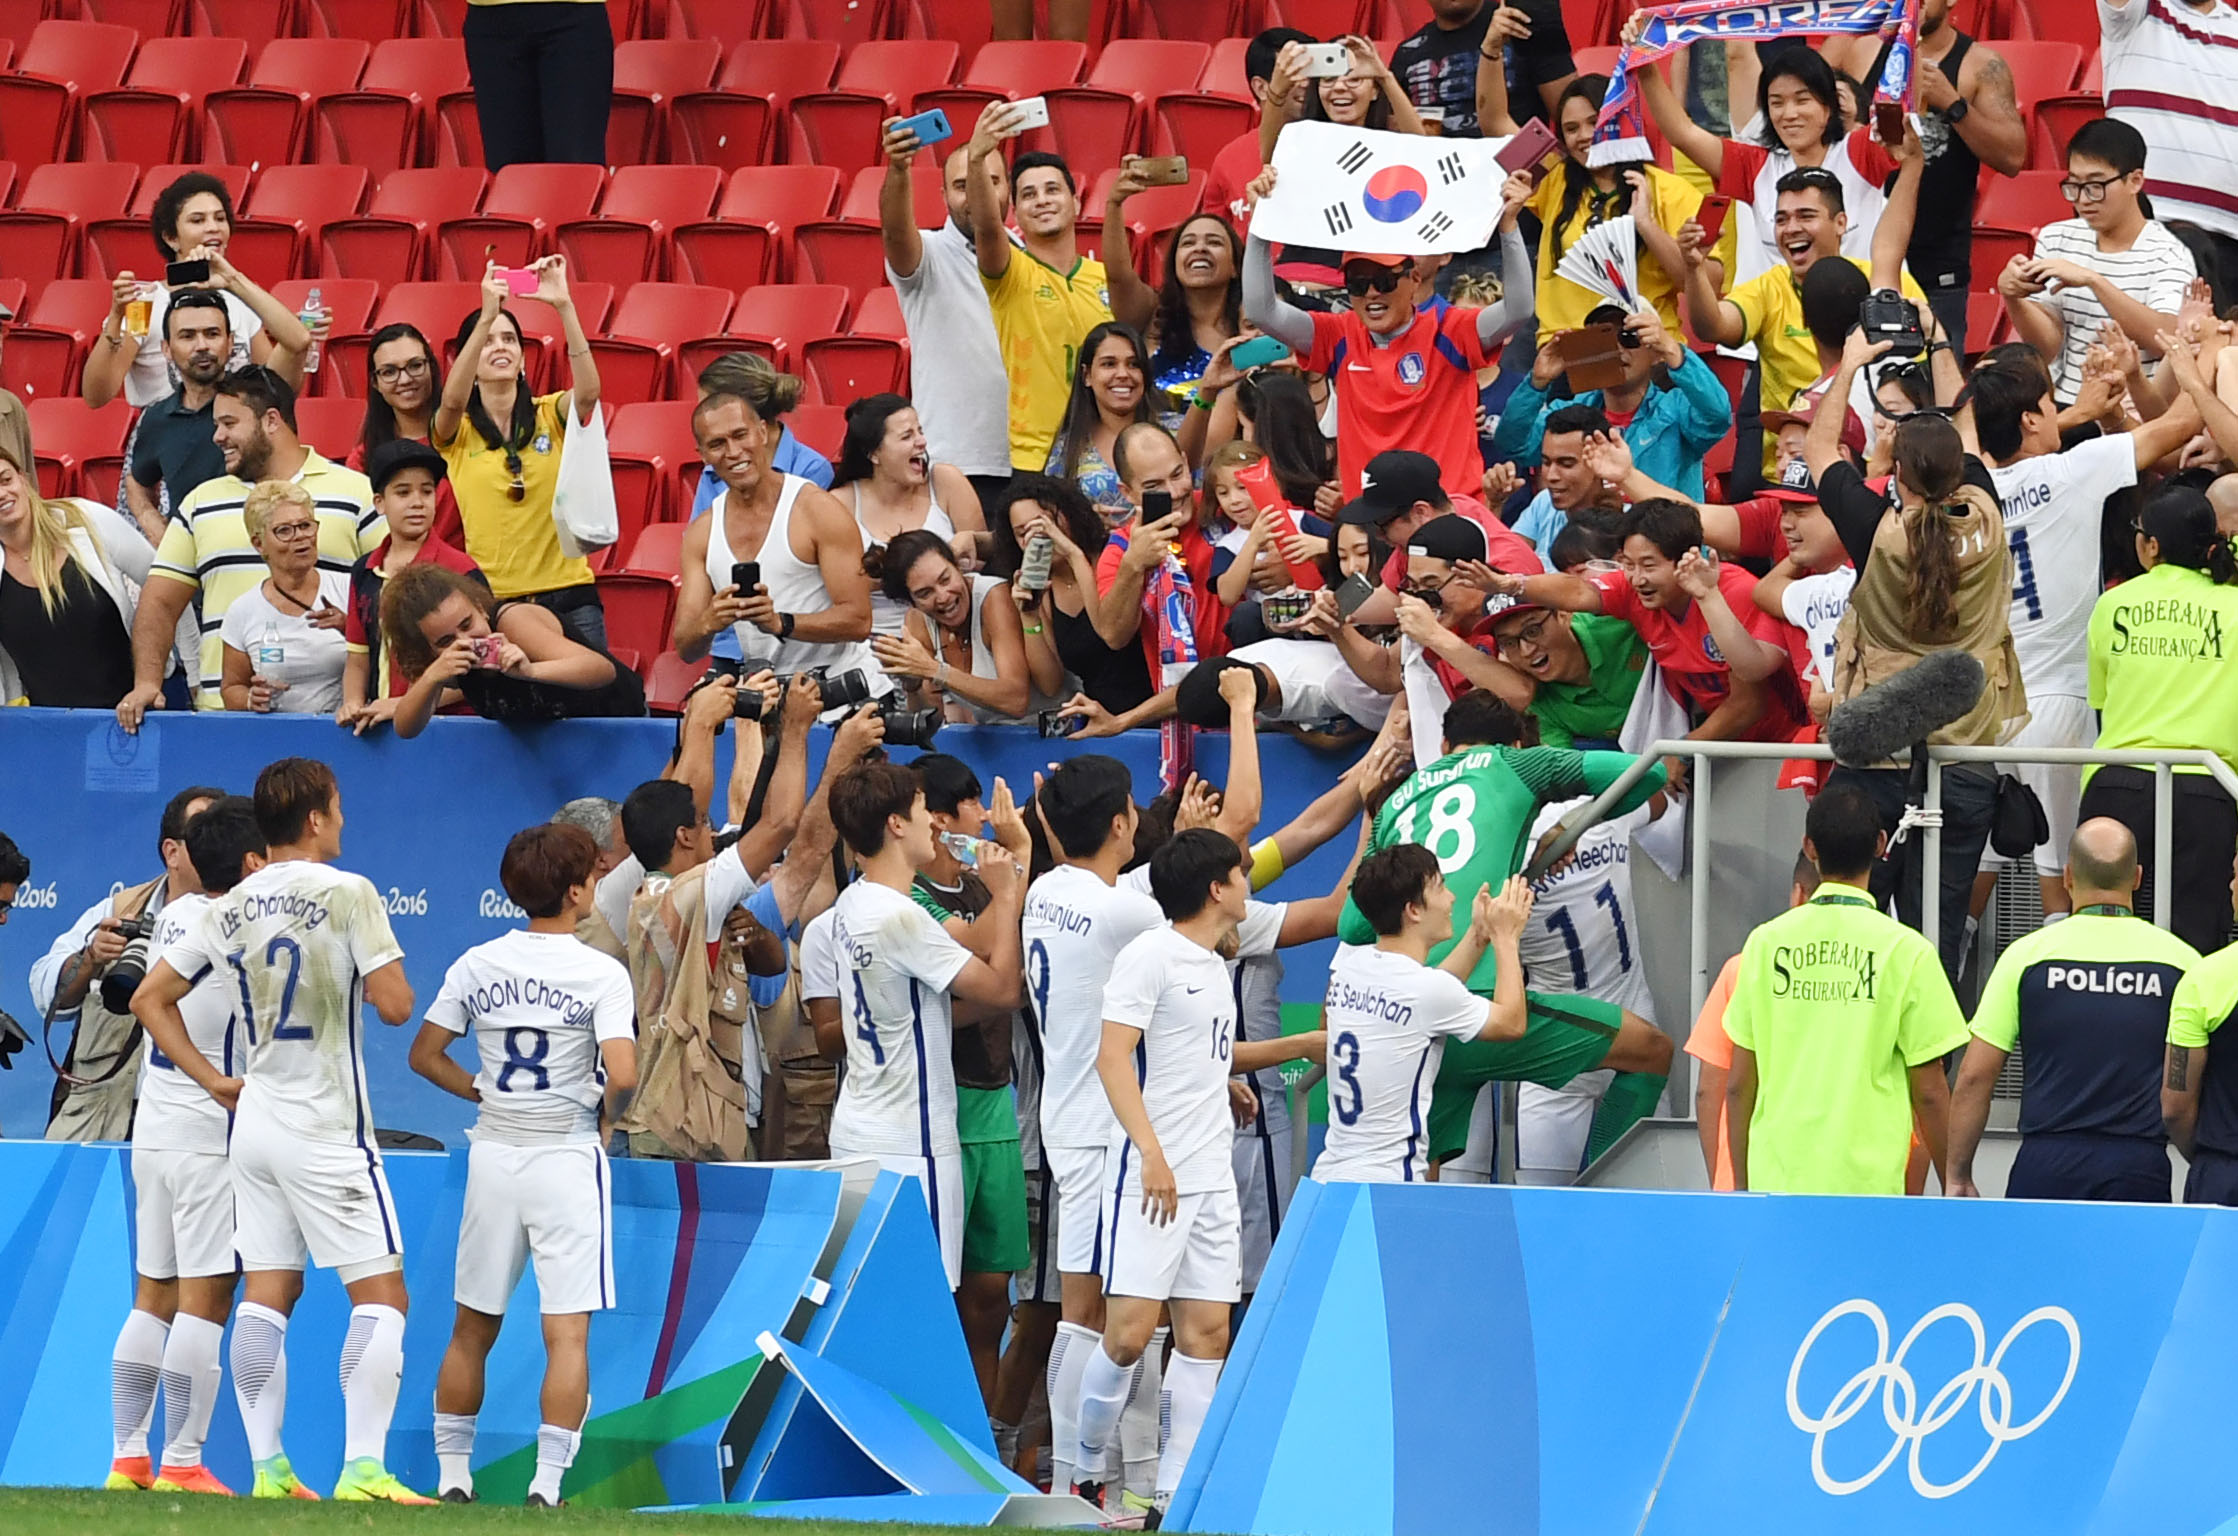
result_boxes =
[1300,42,1353,78]
[1009,94,1051,131]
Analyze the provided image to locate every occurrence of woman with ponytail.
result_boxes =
[0,446,148,709]
[1809,338,2025,975]
[2081,485,2238,952]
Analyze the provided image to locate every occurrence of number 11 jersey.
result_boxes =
[159,858,404,1146]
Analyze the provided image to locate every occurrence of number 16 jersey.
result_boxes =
[159,858,404,1147]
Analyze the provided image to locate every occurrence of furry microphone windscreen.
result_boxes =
[1824,651,1987,768]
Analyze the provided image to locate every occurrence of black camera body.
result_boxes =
[97,912,158,1016]
[1858,288,1927,358]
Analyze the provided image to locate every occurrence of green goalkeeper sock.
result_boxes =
[1585,1070,1667,1164]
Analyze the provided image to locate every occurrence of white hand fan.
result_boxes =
[1555,215,1644,313]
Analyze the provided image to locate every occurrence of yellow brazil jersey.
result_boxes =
[1728,256,1929,470]
[1528,162,1705,347]
[151,451,382,711]
[983,250,1111,473]
[439,390,595,600]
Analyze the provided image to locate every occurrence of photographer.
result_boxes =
[29,786,224,1142]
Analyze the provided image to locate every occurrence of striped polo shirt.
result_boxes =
[2102,0,2238,240]
[149,449,383,709]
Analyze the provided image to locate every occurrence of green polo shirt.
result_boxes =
[1725,888,1970,1194]
[2087,561,2238,782]
[1529,614,1648,750]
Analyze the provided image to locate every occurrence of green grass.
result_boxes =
[0,1487,991,1536]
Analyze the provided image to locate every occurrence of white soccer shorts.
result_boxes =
[1232,1121,1294,1294]
[1046,1142,1109,1277]
[1015,1156,1063,1306]
[132,1147,235,1280]
[1992,694,2092,878]
[1103,1178,1242,1305]
[1516,1070,1614,1185]
[229,1107,400,1273]
[833,1143,964,1290]
[454,1139,614,1316]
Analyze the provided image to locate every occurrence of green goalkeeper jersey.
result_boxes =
[1338,744,1668,991]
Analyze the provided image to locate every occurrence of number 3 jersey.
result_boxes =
[1516,800,1656,1020]
[425,930,636,1145]
[159,858,404,1146]
[1313,945,1490,1183]
[1336,744,1664,991]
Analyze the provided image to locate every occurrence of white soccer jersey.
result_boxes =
[827,880,973,1159]
[134,892,240,1155]
[1517,801,1656,1020]
[1312,944,1491,1183]
[159,859,403,1146]
[1988,434,2139,701]
[425,929,636,1145]
[1100,926,1240,1195]
[1779,567,1857,688]
[799,908,841,1002]
[1023,864,1165,1151]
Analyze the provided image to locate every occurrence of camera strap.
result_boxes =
[42,947,142,1089]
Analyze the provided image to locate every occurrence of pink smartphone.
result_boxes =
[1495,118,1561,184]
[469,635,505,668]
[500,266,539,297]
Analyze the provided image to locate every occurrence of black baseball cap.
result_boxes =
[1758,453,1821,505]
[1404,514,1490,565]
[1338,450,1445,527]
[366,438,448,495]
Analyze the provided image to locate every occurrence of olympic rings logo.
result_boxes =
[1785,1300,2081,1498]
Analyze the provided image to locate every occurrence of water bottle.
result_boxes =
[255,620,285,678]
[939,832,980,868]
[300,286,323,374]
[1019,533,1054,594]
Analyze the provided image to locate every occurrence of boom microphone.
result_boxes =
[1824,651,1986,768]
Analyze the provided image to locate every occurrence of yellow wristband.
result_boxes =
[1247,836,1286,893]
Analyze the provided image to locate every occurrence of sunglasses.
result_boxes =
[504,447,525,502]
[1345,268,1406,298]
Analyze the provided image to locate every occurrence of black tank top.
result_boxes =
[1053,594,1154,716]
[456,601,648,721]
[1870,30,1981,291]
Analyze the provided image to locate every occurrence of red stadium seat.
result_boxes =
[242,163,370,278]
[911,39,1089,138]
[5,278,115,400]
[192,0,294,47]
[1267,0,1371,34]
[273,274,381,393]
[1997,39,2083,99]
[620,521,689,579]
[787,402,845,459]
[316,37,471,174]
[1964,291,2011,362]
[2080,50,2100,95]
[1154,94,1252,166]
[2030,96,2106,173]
[839,161,944,229]
[291,395,369,460]
[374,281,483,361]
[205,39,371,169]
[2015,0,2093,53]
[0,162,17,209]
[0,20,142,168]
[608,38,719,165]
[590,280,734,404]
[504,286,612,392]
[80,0,186,30]
[596,573,680,660]
[303,0,408,43]
[1201,38,1251,100]
[84,38,250,166]
[4,327,81,408]
[608,399,701,524]
[1083,39,1209,110]
[793,221,888,307]
[721,282,850,375]
[1572,43,1622,75]
[0,161,140,298]
[671,39,840,171]
[900,0,995,54]
[437,162,606,279]
[789,40,960,175]
[673,165,842,288]
[0,281,26,321]
[84,163,255,280]
[661,0,774,55]
[1139,0,1240,45]
[771,0,894,44]
[1039,87,1140,177]
[1976,170,2068,235]
[321,165,485,279]
[1084,167,1207,257]
[644,649,711,714]
[800,334,908,405]
[557,163,722,285]
[27,397,130,499]
[854,285,904,339]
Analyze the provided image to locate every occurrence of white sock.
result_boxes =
[991,1417,1020,1468]
[339,1304,406,1466]
[1046,1320,1095,1495]
[1155,1352,1223,1500]
[1120,1325,1166,1495]
[1072,1343,1131,1488]
[159,1314,225,1468]
[529,1422,580,1504]
[111,1308,169,1459]
[434,1412,477,1496]
[230,1302,290,1464]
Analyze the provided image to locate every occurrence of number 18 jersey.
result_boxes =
[158,859,404,1147]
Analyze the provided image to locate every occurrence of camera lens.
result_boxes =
[818,668,874,710]
[882,706,943,749]
[99,930,152,1015]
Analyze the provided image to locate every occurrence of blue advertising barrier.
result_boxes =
[0,709,1357,1141]
[1173,1180,2238,1536]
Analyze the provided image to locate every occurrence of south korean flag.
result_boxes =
[1250,121,1511,257]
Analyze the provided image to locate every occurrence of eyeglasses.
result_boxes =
[1344,268,1405,298]
[1495,614,1556,654]
[373,356,431,385]
[2059,175,2124,205]
[263,519,317,540]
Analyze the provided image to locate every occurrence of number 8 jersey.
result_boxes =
[425,929,636,1144]
[159,859,404,1145]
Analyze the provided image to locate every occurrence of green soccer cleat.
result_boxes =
[331,1458,435,1504]
[250,1455,320,1500]
[105,1455,154,1492]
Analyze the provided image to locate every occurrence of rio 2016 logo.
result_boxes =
[1786,1300,2080,1498]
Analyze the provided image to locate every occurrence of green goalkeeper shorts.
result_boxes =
[1426,990,1625,1166]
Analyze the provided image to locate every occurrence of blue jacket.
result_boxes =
[1490,347,1732,501]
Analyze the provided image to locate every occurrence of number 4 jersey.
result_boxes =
[425,929,636,1144]
[1337,744,1665,991]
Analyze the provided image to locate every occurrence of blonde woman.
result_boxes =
[0,446,149,708]
[218,480,351,715]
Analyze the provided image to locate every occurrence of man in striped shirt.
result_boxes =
[117,366,380,729]
[2103,0,2238,275]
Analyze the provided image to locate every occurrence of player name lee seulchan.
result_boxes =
[1327,977,1416,1027]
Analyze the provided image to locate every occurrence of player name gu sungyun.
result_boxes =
[2046,965,2167,996]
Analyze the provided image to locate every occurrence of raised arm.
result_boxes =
[1213,665,1263,845]
[1807,330,1893,482]
[1637,54,1725,180]
[540,255,599,419]
[965,102,1025,281]
[734,678,818,877]
[877,118,929,280]
[1476,178,1537,348]
[1673,551,1786,681]
[1680,219,1747,348]
[435,266,508,449]
[1242,221,1317,358]
[1870,121,1924,293]
[1102,160,1158,334]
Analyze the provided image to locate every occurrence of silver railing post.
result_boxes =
[1690,750,1713,1025]
[1921,754,1944,957]
[2155,762,2175,931]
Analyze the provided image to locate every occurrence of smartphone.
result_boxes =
[1875,100,1905,148]
[1229,335,1291,371]
[1494,117,1561,183]
[1038,710,1084,738]
[731,561,760,593]
[1140,488,1174,525]
[468,635,505,668]
[165,258,211,287]
[500,266,540,297]
[1134,154,1189,186]
[1008,95,1051,131]
[1695,194,1732,242]
[1300,41,1353,78]
[1334,571,1377,619]
[891,106,952,146]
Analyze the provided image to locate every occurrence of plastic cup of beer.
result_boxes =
[1418,106,1446,136]
[123,284,155,337]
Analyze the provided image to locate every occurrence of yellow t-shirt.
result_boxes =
[1528,163,1705,346]
[2087,561,2238,780]
[151,452,383,711]
[1729,256,1929,420]
[439,390,594,601]
[983,249,1111,472]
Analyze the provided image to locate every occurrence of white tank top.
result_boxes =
[946,573,1013,724]
[1731,133,1888,285]
[706,473,886,689]
[850,483,956,638]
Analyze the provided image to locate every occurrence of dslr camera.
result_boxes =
[736,668,943,750]
[1857,289,1927,358]
[97,913,157,1015]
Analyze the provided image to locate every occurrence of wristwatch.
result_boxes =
[778,612,796,640]
[1940,96,1970,126]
